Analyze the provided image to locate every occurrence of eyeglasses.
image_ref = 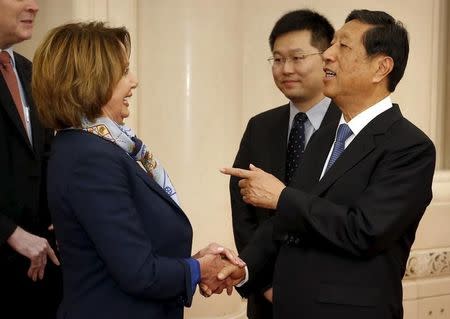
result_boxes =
[267,51,323,67]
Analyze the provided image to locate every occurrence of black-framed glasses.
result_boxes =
[267,51,323,67]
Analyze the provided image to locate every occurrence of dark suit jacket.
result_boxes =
[230,102,340,319]
[238,105,436,319]
[0,52,54,244]
[48,130,195,319]
[0,51,61,318]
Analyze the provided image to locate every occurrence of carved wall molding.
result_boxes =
[404,248,450,279]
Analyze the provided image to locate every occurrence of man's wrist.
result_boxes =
[235,266,249,287]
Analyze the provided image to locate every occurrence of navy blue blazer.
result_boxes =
[47,129,194,319]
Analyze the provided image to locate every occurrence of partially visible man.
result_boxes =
[229,9,337,319]
[0,0,62,318]
[221,9,436,319]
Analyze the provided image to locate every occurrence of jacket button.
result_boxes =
[288,236,294,244]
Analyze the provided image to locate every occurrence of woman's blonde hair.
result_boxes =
[32,21,130,129]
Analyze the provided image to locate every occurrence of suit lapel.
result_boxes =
[312,105,403,196]
[134,164,186,215]
[290,102,341,190]
[28,104,42,155]
[16,55,43,154]
[268,104,290,182]
[0,74,32,149]
[0,53,34,152]
[294,116,337,191]
[313,130,375,195]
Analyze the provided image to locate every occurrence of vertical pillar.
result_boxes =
[137,0,244,317]
[71,0,139,131]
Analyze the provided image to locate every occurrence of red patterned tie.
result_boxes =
[0,51,26,128]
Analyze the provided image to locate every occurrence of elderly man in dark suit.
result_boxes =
[229,10,338,319]
[0,0,62,318]
[220,9,436,319]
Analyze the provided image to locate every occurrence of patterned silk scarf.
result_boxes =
[79,116,180,205]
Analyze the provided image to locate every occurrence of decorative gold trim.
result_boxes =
[404,248,450,279]
[141,151,157,173]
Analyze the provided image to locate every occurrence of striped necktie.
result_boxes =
[325,123,353,172]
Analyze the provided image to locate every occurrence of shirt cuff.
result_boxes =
[185,258,201,292]
[235,266,249,287]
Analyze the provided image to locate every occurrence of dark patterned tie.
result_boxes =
[285,112,308,184]
[325,123,353,173]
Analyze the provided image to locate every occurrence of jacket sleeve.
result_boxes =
[236,218,279,297]
[0,215,17,245]
[0,116,17,245]
[65,150,193,302]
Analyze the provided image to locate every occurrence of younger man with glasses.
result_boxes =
[229,9,338,319]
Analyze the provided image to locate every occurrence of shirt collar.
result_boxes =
[0,47,16,68]
[339,95,393,136]
[289,97,331,130]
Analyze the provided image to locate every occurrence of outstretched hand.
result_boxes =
[220,164,285,209]
[193,242,245,267]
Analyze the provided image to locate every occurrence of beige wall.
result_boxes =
[446,3,450,169]
[15,1,450,318]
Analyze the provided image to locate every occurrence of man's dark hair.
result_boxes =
[269,9,334,52]
[346,9,409,92]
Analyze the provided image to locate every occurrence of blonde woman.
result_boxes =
[32,22,243,319]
